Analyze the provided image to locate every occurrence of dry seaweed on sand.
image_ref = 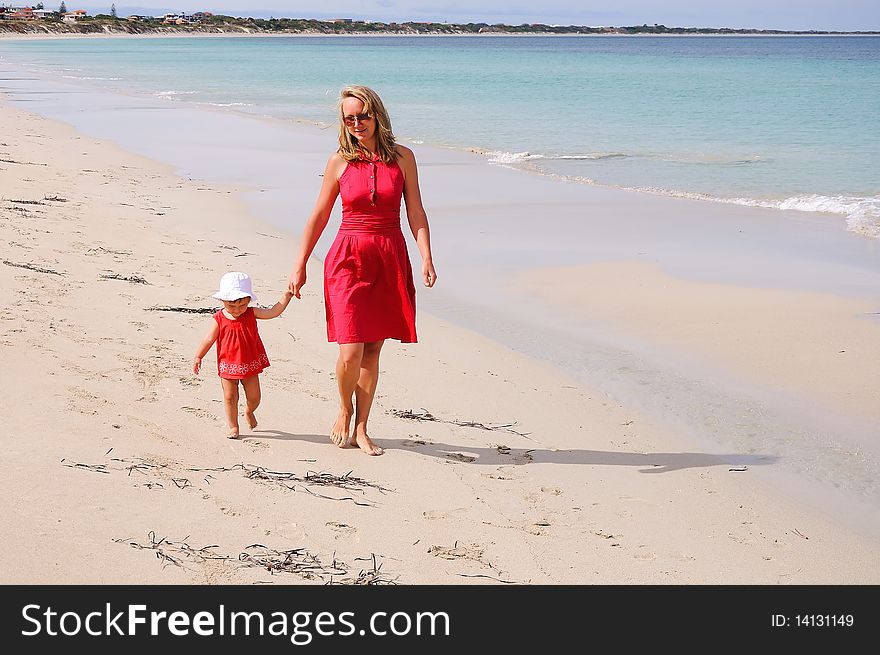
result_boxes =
[190,463,392,492]
[7,198,45,205]
[114,531,231,570]
[116,534,397,583]
[2,259,63,275]
[389,407,531,438]
[99,272,148,284]
[60,458,111,474]
[188,464,393,506]
[457,573,517,584]
[239,544,344,580]
[240,546,397,585]
[146,305,216,314]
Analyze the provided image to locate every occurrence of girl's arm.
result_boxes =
[289,153,346,298]
[253,289,295,319]
[398,145,437,288]
[192,321,220,375]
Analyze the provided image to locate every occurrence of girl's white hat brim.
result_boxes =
[212,289,253,301]
[213,271,256,302]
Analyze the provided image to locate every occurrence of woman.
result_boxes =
[289,85,437,456]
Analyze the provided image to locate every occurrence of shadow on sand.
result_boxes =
[249,430,776,474]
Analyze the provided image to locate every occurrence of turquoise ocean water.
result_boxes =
[1,34,879,236]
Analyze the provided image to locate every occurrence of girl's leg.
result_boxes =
[352,339,385,456]
[220,378,240,438]
[240,374,261,430]
[331,343,363,447]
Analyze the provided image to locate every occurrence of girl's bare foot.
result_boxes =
[227,427,240,439]
[353,431,384,456]
[330,409,353,447]
[245,410,258,430]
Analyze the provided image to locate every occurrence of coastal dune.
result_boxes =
[2,100,879,585]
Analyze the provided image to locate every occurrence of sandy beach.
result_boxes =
[2,92,879,586]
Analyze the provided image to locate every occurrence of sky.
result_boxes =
[61,2,880,31]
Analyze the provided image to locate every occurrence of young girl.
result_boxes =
[193,271,293,439]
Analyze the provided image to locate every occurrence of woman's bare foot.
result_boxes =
[245,410,258,430]
[227,427,240,439]
[353,431,384,456]
[330,409,353,447]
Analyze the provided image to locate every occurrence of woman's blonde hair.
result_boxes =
[337,85,398,163]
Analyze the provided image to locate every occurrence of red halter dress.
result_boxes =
[323,156,418,344]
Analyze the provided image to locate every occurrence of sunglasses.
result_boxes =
[343,113,372,126]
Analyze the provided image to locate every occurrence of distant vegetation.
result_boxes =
[0,14,876,36]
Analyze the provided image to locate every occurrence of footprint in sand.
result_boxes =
[422,508,467,520]
[180,406,218,421]
[444,452,477,463]
[243,439,269,451]
[481,471,515,481]
[427,542,487,566]
[633,546,657,561]
[525,519,552,536]
[619,495,661,508]
[326,522,358,540]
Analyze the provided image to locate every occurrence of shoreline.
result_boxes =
[2,36,875,240]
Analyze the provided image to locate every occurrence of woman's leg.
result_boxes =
[220,378,240,439]
[352,340,385,456]
[331,343,363,447]
[240,374,261,430]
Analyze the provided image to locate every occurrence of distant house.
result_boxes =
[62,10,88,23]
[126,15,156,22]
[160,13,191,24]
[191,12,213,22]
[8,7,36,20]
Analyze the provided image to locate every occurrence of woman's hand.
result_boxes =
[422,260,437,288]
[289,268,307,299]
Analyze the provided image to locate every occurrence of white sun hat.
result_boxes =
[212,271,256,302]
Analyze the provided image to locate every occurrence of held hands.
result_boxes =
[288,268,307,299]
[422,260,437,288]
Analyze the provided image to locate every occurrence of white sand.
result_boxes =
[2,98,879,585]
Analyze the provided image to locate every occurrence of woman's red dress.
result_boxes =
[323,156,418,344]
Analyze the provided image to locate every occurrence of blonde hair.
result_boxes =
[337,85,398,163]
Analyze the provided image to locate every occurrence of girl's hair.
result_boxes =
[337,85,398,163]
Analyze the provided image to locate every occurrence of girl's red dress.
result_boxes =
[323,156,418,344]
[213,307,269,379]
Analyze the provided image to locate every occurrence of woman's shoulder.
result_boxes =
[393,145,418,174]
[394,144,415,160]
[326,151,348,175]
[321,152,348,181]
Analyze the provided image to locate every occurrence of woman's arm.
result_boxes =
[192,321,220,375]
[289,153,346,298]
[253,290,294,319]
[398,145,437,288]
